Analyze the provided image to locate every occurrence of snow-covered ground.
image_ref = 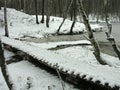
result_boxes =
[0,8,103,39]
[0,61,78,90]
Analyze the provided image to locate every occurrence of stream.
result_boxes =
[22,22,120,57]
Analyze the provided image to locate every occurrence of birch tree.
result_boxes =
[104,0,120,60]
[77,0,106,65]
[4,0,9,37]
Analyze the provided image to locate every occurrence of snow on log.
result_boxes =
[1,36,120,89]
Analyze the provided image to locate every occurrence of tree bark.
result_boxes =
[35,0,39,24]
[57,0,74,34]
[70,21,75,35]
[77,0,106,65]
[58,0,62,17]
[41,0,45,23]
[0,40,13,90]
[4,0,9,37]
[46,0,53,28]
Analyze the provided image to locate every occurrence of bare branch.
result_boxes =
[55,63,65,90]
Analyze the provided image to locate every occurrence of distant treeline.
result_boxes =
[0,0,120,21]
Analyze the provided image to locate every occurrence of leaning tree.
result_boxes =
[104,0,120,60]
[77,0,107,65]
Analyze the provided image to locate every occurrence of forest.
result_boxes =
[0,0,120,21]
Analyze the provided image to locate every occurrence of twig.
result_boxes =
[55,63,65,90]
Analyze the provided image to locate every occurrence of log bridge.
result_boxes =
[1,36,120,90]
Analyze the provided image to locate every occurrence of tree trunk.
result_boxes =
[23,0,26,12]
[4,0,9,37]
[46,0,51,28]
[77,0,106,65]
[0,40,13,90]
[70,21,75,35]
[106,31,120,60]
[73,0,77,21]
[58,0,61,17]
[19,0,22,10]
[35,0,39,24]
[41,0,45,23]
[57,18,65,34]
[46,15,50,28]
[57,0,74,34]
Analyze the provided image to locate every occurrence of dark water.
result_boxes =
[22,22,120,56]
[23,22,120,44]
[95,22,120,44]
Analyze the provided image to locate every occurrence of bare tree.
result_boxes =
[77,0,106,65]
[0,40,13,90]
[35,0,39,24]
[4,0,9,37]
[41,0,45,23]
[55,63,65,90]
[69,0,77,34]
[46,0,52,28]
[57,0,74,34]
[69,21,75,34]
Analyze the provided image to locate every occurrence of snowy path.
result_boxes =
[1,36,120,89]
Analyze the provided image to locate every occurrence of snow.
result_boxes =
[4,49,15,61]
[28,40,91,49]
[1,36,120,88]
[0,8,103,39]
[0,61,78,90]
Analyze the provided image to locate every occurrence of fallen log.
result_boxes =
[3,38,119,90]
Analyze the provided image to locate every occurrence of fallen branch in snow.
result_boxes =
[49,43,91,50]
[55,63,65,90]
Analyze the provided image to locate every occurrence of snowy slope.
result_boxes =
[0,8,103,39]
[1,36,120,88]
